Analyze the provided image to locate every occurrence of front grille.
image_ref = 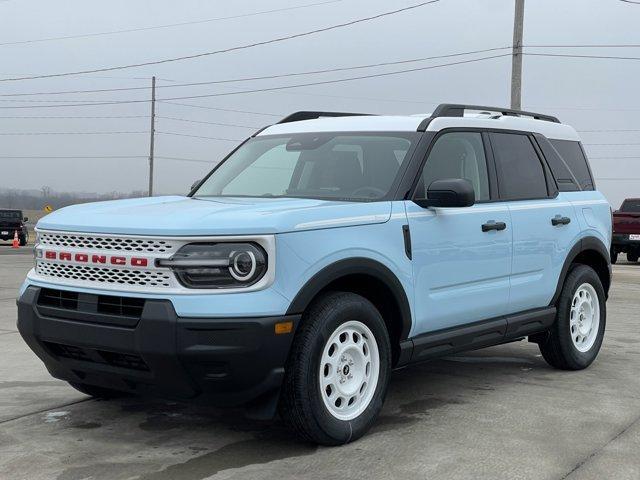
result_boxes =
[98,295,145,318]
[37,288,146,326]
[38,288,79,310]
[36,262,172,288]
[39,232,177,253]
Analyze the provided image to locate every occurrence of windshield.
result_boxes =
[193,132,418,201]
[0,211,21,220]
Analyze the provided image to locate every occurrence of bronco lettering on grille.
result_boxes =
[44,251,148,267]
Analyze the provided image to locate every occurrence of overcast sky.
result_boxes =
[1,0,639,208]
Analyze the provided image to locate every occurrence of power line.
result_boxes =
[0,154,213,165]
[579,129,640,133]
[0,1,440,82]
[524,52,640,61]
[0,46,510,97]
[158,101,283,116]
[0,130,147,135]
[0,115,148,119]
[157,116,259,129]
[156,53,510,102]
[584,143,640,146]
[596,178,640,181]
[619,0,640,4]
[0,0,344,47]
[0,53,510,109]
[156,156,212,164]
[156,131,241,142]
[0,97,122,103]
[0,155,147,159]
[0,99,148,109]
[524,43,640,48]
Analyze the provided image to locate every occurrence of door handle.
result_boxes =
[551,215,571,226]
[482,221,507,232]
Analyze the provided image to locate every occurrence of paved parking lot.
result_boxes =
[1,245,639,480]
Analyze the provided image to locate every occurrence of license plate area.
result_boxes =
[1,231,8,235]
[630,234,640,241]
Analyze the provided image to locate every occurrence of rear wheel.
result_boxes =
[538,265,606,370]
[68,382,128,399]
[627,252,638,263]
[280,292,391,445]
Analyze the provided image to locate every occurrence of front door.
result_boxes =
[406,131,512,336]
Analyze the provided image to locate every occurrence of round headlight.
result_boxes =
[229,250,257,281]
[159,242,267,289]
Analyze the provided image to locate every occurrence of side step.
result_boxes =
[398,307,556,366]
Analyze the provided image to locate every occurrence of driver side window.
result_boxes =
[418,132,490,201]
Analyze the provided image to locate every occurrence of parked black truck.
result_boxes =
[0,210,28,246]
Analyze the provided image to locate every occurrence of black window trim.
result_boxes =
[407,127,499,204]
[486,130,559,203]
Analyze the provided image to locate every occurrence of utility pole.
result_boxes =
[148,76,156,197]
[510,0,525,110]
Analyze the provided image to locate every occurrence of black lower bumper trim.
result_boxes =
[17,286,299,406]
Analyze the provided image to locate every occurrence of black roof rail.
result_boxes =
[277,111,374,124]
[417,103,560,131]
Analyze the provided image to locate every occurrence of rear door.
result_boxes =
[405,130,512,334]
[489,132,581,314]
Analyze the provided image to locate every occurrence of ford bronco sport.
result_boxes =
[17,104,612,445]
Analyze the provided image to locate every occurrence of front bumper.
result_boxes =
[17,286,299,406]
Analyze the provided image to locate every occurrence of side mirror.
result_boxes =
[415,178,475,208]
[23,217,29,222]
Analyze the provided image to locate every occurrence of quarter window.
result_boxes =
[491,133,548,200]
[549,139,594,191]
[417,132,490,201]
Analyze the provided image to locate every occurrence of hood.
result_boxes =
[36,196,392,236]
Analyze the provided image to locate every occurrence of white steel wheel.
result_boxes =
[319,320,380,421]
[570,283,600,353]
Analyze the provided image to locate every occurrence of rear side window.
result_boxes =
[490,133,549,200]
[549,139,594,191]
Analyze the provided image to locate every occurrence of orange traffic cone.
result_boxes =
[12,230,19,248]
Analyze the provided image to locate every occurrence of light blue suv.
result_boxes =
[18,104,612,445]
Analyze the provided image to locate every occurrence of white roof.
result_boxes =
[257,112,581,142]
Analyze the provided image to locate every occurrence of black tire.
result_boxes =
[68,382,128,399]
[19,235,27,247]
[627,253,638,263]
[611,250,618,265]
[539,265,606,370]
[279,291,391,445]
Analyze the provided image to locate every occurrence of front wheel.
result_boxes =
[538,265,606,370]
[279,292,391,445]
